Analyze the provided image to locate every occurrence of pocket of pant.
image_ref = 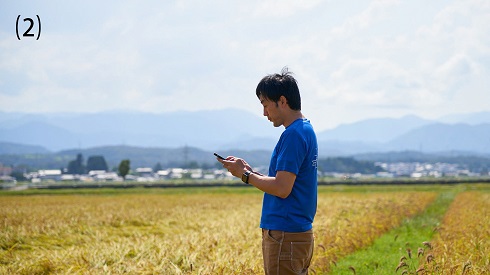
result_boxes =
[263,230,282,267]
[265,229,284,243]
[290,241,313,273]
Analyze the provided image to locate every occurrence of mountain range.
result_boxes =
[1,110,490,156]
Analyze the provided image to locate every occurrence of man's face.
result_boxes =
[259,95,283,127]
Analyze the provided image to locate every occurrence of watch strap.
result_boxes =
[242,170,251,184]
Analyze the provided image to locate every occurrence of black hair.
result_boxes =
[255,67,301,111]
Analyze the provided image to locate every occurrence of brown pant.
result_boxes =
[262,229,314,275]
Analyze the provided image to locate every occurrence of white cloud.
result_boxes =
[252,0,323,17]
[0,0,489,130]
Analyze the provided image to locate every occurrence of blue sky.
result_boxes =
[0,0,489,131]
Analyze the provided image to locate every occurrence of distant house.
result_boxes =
[88,170,121,181]
[156,170,170,180]
[214,169,234,180]
[38,170,62,181]
[60,174,77,181]
[135,168,153,178]
[0,175,16,184]
[0,163,12,176]
[188,169,203,179]
[169,168,185,179]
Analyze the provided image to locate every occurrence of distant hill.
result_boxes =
[2,144,489,174]
[0,142,50,154]
[0,122,81,151]
[386,123,490,153]
[316,114,490,155]
[0,145,273,171]
[1,110,490,156]
[354,150,490,172]
[0,109,282,152]
[58,146,272,168]
[439,111,490,125]
[316,115,432,143]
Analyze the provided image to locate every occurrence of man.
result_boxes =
[218,67,318,275]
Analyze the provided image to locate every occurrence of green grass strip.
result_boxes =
[328,190,457,275]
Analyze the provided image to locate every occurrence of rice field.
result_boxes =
[422,191,490,274]
[0,184,488,274]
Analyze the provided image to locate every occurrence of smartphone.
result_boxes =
[214,152,225,160]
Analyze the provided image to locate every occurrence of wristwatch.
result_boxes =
[241,170,252,184]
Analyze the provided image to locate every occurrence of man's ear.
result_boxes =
[279,96,288,107]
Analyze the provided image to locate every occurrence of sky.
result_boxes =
[0,0,489,131]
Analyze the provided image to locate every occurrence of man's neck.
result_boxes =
[283,111,304,128]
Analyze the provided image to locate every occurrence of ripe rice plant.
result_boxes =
[0,193,265,274]
[420,191,490,274]
[0,187,438,274]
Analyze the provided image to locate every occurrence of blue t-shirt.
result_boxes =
[260,118,318,232]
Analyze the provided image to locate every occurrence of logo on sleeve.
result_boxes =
[312,154,318,169]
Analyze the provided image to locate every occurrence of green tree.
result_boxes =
[86,155,108,172]
[317,157,385,174]
[67,153,85,174]
[118,159,130,180]
[153,162,163,172]
[10,171,26,181]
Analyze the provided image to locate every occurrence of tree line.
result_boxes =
[67,154,131,179]
[2,151,387,182]
[317,157,385,174]
[65,154,385,180]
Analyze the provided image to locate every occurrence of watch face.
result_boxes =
[242,171,250,183]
